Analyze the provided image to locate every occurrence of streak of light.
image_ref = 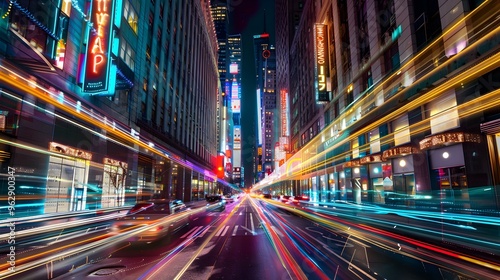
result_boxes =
[267,200,500,277]
[154,198,245,280]
[249,197,326,279]
[0,207,208,277]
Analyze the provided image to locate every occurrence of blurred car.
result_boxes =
[222,194,235,203]
[280,195,292,203]
[111,199,189,242]
[291,195,310,205]
[263,193,273,199]
[206,195,226,211]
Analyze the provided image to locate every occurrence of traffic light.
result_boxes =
[216,155,224,179]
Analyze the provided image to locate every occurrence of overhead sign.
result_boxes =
[314,24,330,103]
[83,0,115,94]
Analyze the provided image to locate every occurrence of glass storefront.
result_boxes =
[46,157,89,212]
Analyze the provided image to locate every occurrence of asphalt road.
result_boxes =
[2,196,499,279]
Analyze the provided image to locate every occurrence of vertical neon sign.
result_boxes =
[83,0,114,93]
[314,24,330,103]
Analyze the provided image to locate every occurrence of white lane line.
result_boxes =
[232,225,239,236]
[271,225,284,237]
[198,226,210,238]
[215,226,227,237]
[181,226,201,239]
[250,213,255,233]
[240,226,255,235]
[186,226,204,239]
[221,226,230,236]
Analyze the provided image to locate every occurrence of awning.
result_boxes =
[360,154,383,164]
[419,132,481,150]
[343,159,361,168]
[382,145,419,160]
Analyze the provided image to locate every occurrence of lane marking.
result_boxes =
[215,226,229,237]
[240,226,255,235]
[250,213,255,233]
[232,225,239,236]
[198,226,210,238]
[271,225,284,237]
[181,226,201,239]
[221,226,229,236]
[186,226,204,239]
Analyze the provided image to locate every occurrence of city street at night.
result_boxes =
[1,0,500,279]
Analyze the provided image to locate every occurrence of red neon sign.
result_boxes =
[83,0,113,93]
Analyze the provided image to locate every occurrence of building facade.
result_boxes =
[227,34,243,189]
[0,0,224,217]
[253,32,278,182]
[258,0,500,211]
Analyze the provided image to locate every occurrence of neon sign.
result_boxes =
[314,24,330,103]
[83,0,114,93]
[280,89,289,137]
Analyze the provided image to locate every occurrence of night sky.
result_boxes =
[228,0,275,187]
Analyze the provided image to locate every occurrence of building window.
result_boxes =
[120,39,136,70]
[61,0,72,16]
[0,92,21,136]
[123,0,138,34]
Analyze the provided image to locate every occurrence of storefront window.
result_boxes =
[433,166,468,206]
[0,91,21,136]
[320,175,327,202]
[328,173,335,202]
[46,157,89,213]
[339,171,346,201]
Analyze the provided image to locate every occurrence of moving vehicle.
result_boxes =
[291,195,310,205]
[206,195,226,211]
[222,194,235,203]
[280,195,292,203]
[111,199,189,242]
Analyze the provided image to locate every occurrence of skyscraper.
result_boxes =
[253,32,277,182]
[258,0,500,211]
[0,0,221,215]
[227,34,243,188]
[211,0,229,177]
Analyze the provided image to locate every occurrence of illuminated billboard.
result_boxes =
[313,24,330,103]
[82,0,115,94]
[280,89,289,137]
[230,63,238,74]
[231,99,241,113]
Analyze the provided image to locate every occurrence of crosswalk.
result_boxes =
[180,223,257,239]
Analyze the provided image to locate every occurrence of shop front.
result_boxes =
[420,132,484,209]
[382,145,418,206]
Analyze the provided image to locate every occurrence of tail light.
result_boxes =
[149,226,164,232]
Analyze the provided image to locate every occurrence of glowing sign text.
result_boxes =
[83,0,113,93]
[314,24,330,103]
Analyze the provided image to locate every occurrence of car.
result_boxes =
[291,195,310,205]
[111,199,189,242]
[263,193,273,199]
[206,195,226,211]
[280,195,292,203]
[222,194,235,203]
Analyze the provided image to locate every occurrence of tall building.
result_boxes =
[227,34,243,188]
[253,32,277,182]
[0,0,222,216]
[259,0,500,211]
[275,0,305,158]
[211,0,231,191]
